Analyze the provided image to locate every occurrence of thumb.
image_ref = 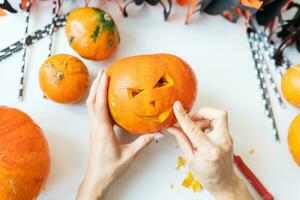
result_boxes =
[126,133,163,159]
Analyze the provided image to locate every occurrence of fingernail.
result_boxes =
[174,101,182,111]
[98,69,103,76]
[154,134,164,141]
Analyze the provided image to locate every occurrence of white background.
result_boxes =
[0,1,300,199]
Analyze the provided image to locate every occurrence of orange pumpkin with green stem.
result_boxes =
[39,54,89,104]
[107,53,197,134]
[0,106,50,199]
[65,7,120,61]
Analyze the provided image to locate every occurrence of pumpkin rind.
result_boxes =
[107,53,197,134]
[0,106,50,199]
[281,65,300,108]
[65,7,120,61]
[288,114,300,166]
[39,54,89,104]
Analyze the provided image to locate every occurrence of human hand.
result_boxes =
[168,101,254,200]
[77,70,163,200]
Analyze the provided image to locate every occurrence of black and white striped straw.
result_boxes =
[253,27,292,77]
[18,0,32,101]
[252,32,285,108]
[0,15,67,63]
[247,28,280,141]
[48,0,58,57]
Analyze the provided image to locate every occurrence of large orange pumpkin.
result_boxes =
[288,114,300,166]
[281,64,300,108]
[107,54,197,134]
[39,54,89,104]
[65,7,120,61]
[0,106,50,199]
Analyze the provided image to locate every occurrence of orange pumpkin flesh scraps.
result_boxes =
[288,114,300,166]
[39,54,89,104]
[107,54,197,134]
[282,64,300,108]
[65,7,120,61]
[0,106,50,199]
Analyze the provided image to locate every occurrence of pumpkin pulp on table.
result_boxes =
[0,106,50,200]
[65,7,120,61]
[107,53,197,134]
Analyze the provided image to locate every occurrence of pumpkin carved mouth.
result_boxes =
[127,73,174,122]
[135,108,172,122]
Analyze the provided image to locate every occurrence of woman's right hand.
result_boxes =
[168,101,254,200]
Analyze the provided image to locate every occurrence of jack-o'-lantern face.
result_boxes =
[107,54,197,134]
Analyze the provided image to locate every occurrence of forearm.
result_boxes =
[76,177,109,200]
[210,177,255,200]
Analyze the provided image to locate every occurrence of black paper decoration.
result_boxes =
[256,0,292,31]
[123,0,172,20]
[0,0,17,13]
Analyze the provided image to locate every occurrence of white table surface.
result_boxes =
[0,1,300,200]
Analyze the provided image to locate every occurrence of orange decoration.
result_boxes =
[65,7,120,61]
[39,54,89,104]
[281,64,300,108]
[0,106,50,199]
[288,114,300,166]
[107,54,197,134]
[20,0,36,10]
[0,9,7,16]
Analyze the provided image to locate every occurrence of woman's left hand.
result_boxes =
[77,70,163,200]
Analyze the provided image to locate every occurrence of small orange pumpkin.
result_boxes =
[0,106,50,199]
[65,7,120,61]
[107,53,197,134]
[39,54,89,104]
[288,114,300,166]
[282,64,300,108]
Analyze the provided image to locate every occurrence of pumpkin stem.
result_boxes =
[56,71,64,80]
[52,71,64,86]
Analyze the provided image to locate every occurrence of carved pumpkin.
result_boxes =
[0,106,50,199]
[282,64,300,108]
[107,54,197,134]
[39,54,89,104]
[65,7,120,61]
[288,114,300,166]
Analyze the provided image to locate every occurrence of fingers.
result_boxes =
[125,133,162,159]
[193,118,212,132]
[86,70,103,114]
[195,107,228,129]
[195,107,232,146]
[95,72,110,120]
[173,101,212,148]
[167,127,194,159]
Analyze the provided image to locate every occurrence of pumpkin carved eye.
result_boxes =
[154,74,174,88]
[128,88,143,99]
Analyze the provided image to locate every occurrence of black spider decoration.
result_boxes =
[203,0,261,23]
[123,0,172,20]
[274,1,300,65]
[256,0,292,32]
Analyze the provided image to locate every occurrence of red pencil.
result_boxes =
[233,155,274,200]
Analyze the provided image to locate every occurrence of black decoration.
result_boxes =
[204,0,258,22]
[123,0,172,20]
[0,0,17,13]
[272,1,300,65]
[256,0,291,31]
